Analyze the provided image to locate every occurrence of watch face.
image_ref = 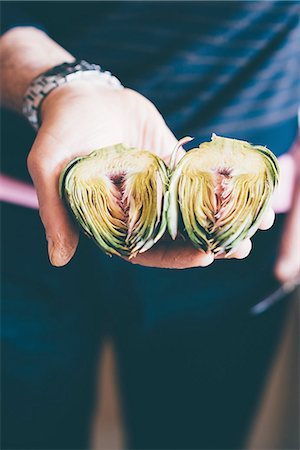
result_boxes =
[45,62,76,77]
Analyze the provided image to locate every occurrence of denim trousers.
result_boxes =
[1,197,291,450]
[1,109,291,449]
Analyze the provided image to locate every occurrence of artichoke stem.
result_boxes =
[169,136,194,172]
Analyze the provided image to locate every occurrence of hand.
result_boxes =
[274,140,300,284]
[132,209,275,269]
[27,80,274,268]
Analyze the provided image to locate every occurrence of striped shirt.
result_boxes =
[2,1,300,161]
[1,1,299,318]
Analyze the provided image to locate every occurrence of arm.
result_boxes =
[275,139,300,283]
[0,27,189,267]
[1,27,75,112]
[0,27,273,268]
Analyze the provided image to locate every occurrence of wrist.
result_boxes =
[23,60,124,129]
[40,78,118,120]
[0,27,75,112]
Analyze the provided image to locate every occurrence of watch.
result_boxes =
[22,60,124,130]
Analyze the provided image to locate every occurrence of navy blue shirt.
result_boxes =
[2,1,299,156]
[1,1,299,322]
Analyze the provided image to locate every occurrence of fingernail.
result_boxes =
[200,251,214,267]
[48,240,73,267]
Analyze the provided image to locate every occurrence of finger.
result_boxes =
[274,199,300,283]
[225,238,253,260]
[274,258,300,285]
[258,207,275,230]
[28,148,79,267]
[38,189,79,267]
[128,240,214,269]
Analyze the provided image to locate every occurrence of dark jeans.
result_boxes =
[1,199,291,450]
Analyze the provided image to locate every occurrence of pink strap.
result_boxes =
[0,152,296,213]
[0,174,38,209]
[271,153,296,214]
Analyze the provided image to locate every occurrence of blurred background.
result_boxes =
[92,293,299,450]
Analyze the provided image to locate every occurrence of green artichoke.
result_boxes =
[60,144,169,257]
[167,134,280,255]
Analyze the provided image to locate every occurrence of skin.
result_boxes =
[1,27,297,273]
[274,140,300,284]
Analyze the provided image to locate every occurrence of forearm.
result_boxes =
[0,27,74,112]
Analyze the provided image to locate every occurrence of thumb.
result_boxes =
[39,188,79,267]
[27,149,79,267]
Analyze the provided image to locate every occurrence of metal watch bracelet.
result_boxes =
[22,60,124,130]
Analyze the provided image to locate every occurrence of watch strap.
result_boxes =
[22,60,123,130]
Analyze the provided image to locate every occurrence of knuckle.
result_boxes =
[27,146,53,180]
[124,88,159,114]
[26,149,37,174]
[27,147,44,175]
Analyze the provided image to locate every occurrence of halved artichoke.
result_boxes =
[167,134,280,255]
[60,144,169,257]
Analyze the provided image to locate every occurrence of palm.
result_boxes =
[33,86,176,173]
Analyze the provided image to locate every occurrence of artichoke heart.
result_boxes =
[60,144,169,257]
[167,134,280,255]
